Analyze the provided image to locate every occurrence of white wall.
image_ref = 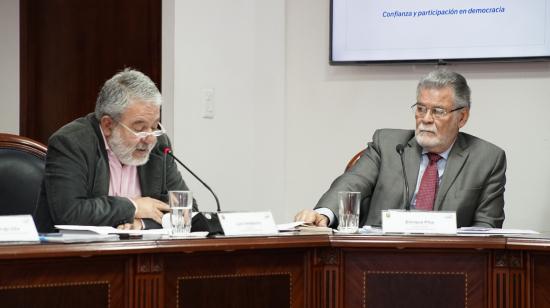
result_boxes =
[167,0,287,220]
[0,0,19,134]
[166,0,550,231]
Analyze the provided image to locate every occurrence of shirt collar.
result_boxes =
[422,141,454,160]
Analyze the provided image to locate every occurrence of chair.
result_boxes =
[0,133,47,216]
[345,149,365,171]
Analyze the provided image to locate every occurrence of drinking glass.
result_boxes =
[169,190,193,235]
[338,191,361,233]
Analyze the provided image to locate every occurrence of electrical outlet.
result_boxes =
[202,88,215,119]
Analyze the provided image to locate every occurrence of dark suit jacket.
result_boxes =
[34,113,195,232]
[315,129,506,228]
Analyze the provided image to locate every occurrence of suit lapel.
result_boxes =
[138,152,163,197]
[405,137,422,203]
[89,114,111,194]
[434,133,469,210]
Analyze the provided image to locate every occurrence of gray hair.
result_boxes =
[416,69,471,108]
[94,68,162,120]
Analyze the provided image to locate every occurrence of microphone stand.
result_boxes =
[396,144,411,211]
[165,149,223,235]
[167,151,221,212]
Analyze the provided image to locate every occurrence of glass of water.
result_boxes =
[338,191,361,233]
[169,190,193,235]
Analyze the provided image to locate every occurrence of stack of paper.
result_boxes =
[277,221,333,234]
[51,225,209,241]
[40,233,119,243]
[56,225,169,235]
[39,225,170,243]
[297,225,333,234]
[457,227,539,235]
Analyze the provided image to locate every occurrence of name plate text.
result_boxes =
[382,210,457,234]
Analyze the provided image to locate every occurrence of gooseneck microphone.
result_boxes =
[396,144,411,211]
[161,146,223,235]
[161,147,169,199]
[163,146,221,212]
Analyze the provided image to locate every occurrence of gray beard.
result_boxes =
[108,127,155,166]
[416,133,442,149]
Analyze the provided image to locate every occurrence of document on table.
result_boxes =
[40,225,170,243]
[277,221,304,232]
[40,233,120,243]
[55,225,170,236]
[457,227,539,235]
[277,221,333,234]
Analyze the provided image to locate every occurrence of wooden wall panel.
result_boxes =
[20,0,161,144]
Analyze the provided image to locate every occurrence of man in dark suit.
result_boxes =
[295,69,506,228]
[34,69,195,232]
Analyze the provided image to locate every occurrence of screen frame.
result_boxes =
[329,0,550,65]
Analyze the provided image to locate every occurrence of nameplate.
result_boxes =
[381,210,457,234]
[0,215,40,242]
[218,211,278,236]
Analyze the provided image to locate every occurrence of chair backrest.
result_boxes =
[345,149,365,172]
[0,133,47,216]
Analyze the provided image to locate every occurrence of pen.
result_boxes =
[38,233,63,242]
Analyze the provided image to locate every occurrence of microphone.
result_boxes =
[162,146,223,235]
[396,144,411,211]
[160,147,169,200]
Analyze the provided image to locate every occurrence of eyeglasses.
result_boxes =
[117,121,166,139]
[411,103,465,119]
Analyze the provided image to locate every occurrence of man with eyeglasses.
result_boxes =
[35,69,194,232]
[295,68,506,228]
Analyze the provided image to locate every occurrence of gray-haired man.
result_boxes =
[295,69,506,229]
[35,69,195,232]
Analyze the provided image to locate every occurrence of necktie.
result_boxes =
[415,153,442,210]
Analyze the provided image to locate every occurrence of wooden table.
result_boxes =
[0,233,549,307]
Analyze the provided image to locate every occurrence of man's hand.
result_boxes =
[133,197,170,224]
[117,218,143,230]
[294,209,328,227]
